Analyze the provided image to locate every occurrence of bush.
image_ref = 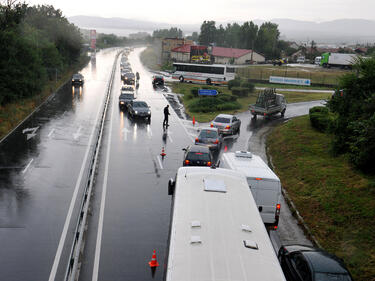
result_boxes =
[309,106,332,132]
[188,94,241,113]
[231,87,250,97]
[228,78,241,90]
[190,87,200,97]
[240,80,255,93]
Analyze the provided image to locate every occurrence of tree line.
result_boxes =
[0,1,84,106]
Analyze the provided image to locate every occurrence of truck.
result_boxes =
[320,52,358,69]
[249,88,287,120]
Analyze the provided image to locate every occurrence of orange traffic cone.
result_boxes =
[192,116,196,126]
[160,147,166,158]
[148,250,159,267]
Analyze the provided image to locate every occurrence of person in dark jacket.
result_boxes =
[163,105,170,127]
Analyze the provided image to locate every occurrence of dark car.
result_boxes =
[122,72,135,85]
[195,127,223,151]
[127,100,151,121]
[211,114,241,135]
[119,92,134,109]
[278,245,353,281]
[72,73,84,85]
[182,145,213,167]
[152,75,164,87]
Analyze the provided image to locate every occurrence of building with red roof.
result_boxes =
[170,44,265,64]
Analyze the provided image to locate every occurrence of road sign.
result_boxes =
[269,76,311,86]
[198,89,218,96]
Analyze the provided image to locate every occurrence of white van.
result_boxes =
[166,167,286,281]
[221,151,281,230]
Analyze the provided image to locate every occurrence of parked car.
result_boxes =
[127,100,151,121]
[296,56,305,63]
[182,145,214,167]
[71,73,84,85]
[195,127,222,151]
[278,245,353,281]
[211,114,241,135]
[152,75,164,87]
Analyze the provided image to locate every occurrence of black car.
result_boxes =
[152,75,164,87]
[122,72,135,85]
[72,73,84,85]
[127,100,151,121]
[182,145,213,167]
[278,245,353,281]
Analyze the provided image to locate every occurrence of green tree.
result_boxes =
[239,21,258,50]
[198,20,216,45]
[255,22,280,59]
[328,57,375,171]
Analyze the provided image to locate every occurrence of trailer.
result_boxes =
[249,88,286,120]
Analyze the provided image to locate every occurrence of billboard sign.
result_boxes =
[269,76,311,86]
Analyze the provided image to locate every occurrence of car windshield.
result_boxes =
[187,152,210,161]
[214,117,230,123]
[199,130,218,139]
[315,273,352,281]
[73,74,82,79]
[132,101,148,108]
[122,87,134,92]
[120,94,133,99]
[125,73,135,78]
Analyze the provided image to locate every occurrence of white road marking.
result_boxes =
[47,128,55,138]
[92,81,116,281]
[122,128,130,141]
[167,130,173,143]
[22,158,34,174]
[147,125,153,138]
[22,126,39,140]
[157,155,164,170]
[73,126,82,140]
[48,94,104,281]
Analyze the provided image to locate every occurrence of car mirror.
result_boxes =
[182,148,187,152]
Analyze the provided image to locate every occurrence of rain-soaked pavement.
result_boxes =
[0,48,119,281]
[0,46,325,281]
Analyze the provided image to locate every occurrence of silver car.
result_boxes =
[195,127,223,151]
[211,114,241,135]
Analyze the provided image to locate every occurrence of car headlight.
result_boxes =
[148,111,151,114]
[72,79,74,82]
[120,102,124,104]
[135,111,138,114]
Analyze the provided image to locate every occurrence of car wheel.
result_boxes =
[281,109,286,117]
[179,76,184,83]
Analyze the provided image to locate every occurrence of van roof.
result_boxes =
[166,167,285,281]
[222,152,280,181]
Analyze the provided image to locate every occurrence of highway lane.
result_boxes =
[80,48,325,281]
[80,48,194,281]
[0,49,118,281]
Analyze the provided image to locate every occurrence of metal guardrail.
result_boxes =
[63,50,121,281]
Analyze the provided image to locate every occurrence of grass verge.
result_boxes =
[170,82,331,122]
[140,46,161,71]
[237,65,347,86]
[267,115,375,280]
[0,55,89,140]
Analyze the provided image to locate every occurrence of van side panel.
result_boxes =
[247,178,281,224]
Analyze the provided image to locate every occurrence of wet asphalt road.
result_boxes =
[0,48,118,281]
[0,46,325,281]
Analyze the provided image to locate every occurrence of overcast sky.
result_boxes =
[26,0,375,23]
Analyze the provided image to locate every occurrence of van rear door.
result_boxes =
[247,178,281,225]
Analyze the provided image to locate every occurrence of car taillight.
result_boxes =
[273,225,278,230]
[195,138,199,143]
[185,160,190,165]
[225,125,230,129]
[264,113,267,116]
[275,203,281,216]
[210,123,213,127]
[214,139,219,144]
[276,204,281,210]
[207,161,211,166]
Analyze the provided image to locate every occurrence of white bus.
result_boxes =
[172,62,236,85]
[166,167,286,281]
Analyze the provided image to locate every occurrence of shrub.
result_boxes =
[231,87,249,97]
[241,80,255,93]
[228,78,241,90]
[190,87,200,97]
[309,106,332,132]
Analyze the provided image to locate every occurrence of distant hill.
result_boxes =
[68,16,375,44]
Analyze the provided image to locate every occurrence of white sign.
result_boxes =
[269,76,311,86]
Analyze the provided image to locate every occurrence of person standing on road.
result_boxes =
[163,105,170,127]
